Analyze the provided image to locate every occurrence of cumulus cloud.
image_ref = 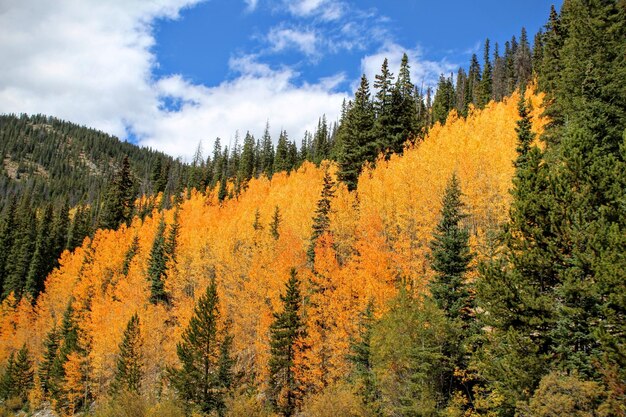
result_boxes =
[360,42,457,94]
[140,59,346,158]
[267,27,319,56]
[285,0,344,21]
[0,0,347,160]
[0,0,208,139]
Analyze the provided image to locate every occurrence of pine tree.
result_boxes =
[66,205,92,250]
[478,39,493,107]
[99,156,135,230]
[307,170,335,266]
[39,324,61,397]
[467,54,481,109]
[147,217,168,304]
[113,313,143,394]
[389,53,419,153]
[476,94,554,412]
[270,206,281,240]
[347,300,378,407]
[274,130,290,174]
[268,269,306,417]
[165,208,180,266]
[429,173,473,323]
[51,200,70,268]
[432,74,455,125]
[238,131,256,185]
[25,203,54,300]
[338,75,376,191]
[0,351,15,401]
[3,202,37,300]
[0,345,35,403]
[121,235,140,276]
[515,27,533,89]
[168,279,231,414]
[539,5,564,96]
[373,58,395,154]
[0,197,17,296]
[261,123,275,177]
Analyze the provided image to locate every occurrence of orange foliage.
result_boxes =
[0,90,545,401]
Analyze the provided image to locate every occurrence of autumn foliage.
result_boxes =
[0,90,546,408]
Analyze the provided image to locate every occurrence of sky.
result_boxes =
[0,0,560,160]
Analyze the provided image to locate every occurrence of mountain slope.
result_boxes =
[0,90,546,399]
[0,114,182,208]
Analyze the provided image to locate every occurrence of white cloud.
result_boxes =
[267,27,318,56]
[360,42,457,94]
[0,0,347,161]
[285,0,344,21]
[0,0,202,139]
[139,59,346,158]
[244,0,259,12]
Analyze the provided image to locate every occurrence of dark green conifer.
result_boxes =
[347,300,378,407]
[268,269,306,417]
[338,75,376,191]
[99,156,136,230]
[428,173,473,323]
[0,197,17,296]
[121,235,140,276]
[307,170,335,266]
[432,74,456,125]
[274,130,290,174]
[25,203,55,300]
[39,324,61,396]
[113,313,143,394]
[270,206,281,240]
[147,217,168,304]
[478,39,493,107]
[3,202,37,300]
[168,279,231,414]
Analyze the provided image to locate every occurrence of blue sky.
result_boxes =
[154,0,557,92]
[0,0,559,160]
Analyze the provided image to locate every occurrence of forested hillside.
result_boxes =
[0,1,624,416]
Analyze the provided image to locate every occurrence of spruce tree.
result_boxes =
[113,313,143,394]
[373,58,395,154]
[347,300,378,407]
[0,345,34,403]
[39,324,61,396]
[121,235,140,276]
[466,54,481,109]
[476,94,555,412]
[307,170,335,265]
[238,132,255,185]
[0,197,17,296]
[270,206,281,240]
[51,200,70,268]
[432,74,455,125]
[3,202,37,300]
[428,173,473,323]
[25,203,54,300]
[261,123,275,177]
[168,279,231,414]
[268,269,306,417]
[147,217,168,304]
[389,53,419,153]
[338,75,376,191]
[274,130,291,174]
[478,39,493,107]
[99,156,135,230]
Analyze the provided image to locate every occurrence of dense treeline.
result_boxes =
[0,1,624,416]
[0,86,545,416]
